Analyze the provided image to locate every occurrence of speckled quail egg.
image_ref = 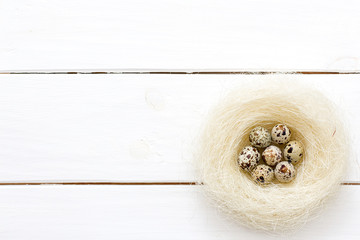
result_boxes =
[251,164,274,184]
[275,161,296,183]
[249,126,271,148]
[271,124,291,144]
[284,140,303,165]
[262,145,283,167]
[238,146,260,171]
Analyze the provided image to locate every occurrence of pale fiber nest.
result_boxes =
[197,80,349,233]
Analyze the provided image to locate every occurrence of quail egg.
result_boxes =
[238,146,260,171]
[262,145,283,167]
[274,161,296,183]
[284,140,303,165]
[271,124,291,144]
[251,164,274,184]
[249,126,271,148]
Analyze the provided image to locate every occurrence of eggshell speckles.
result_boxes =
[249,127,271,148]
[275,161,296,183]
[238,146,260,171]
[262,145,283,167]
[271,124,291,144]
[284,140,303,165]
[251,164,274,184]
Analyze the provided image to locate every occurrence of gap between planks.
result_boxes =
[0,71,360,74]
[0,182,358,186]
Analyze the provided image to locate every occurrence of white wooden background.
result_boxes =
[1,0,360,72]
[1,0,360,239]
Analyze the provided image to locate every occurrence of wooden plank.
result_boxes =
[1,0,360,71]
[0,185,358,239]
[0,74,359,182]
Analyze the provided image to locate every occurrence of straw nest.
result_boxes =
[197,80,348,233]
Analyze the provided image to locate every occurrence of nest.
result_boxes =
[197,80,349,233]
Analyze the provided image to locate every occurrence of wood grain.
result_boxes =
[0,74,359,183]
[0,0,360,71]
[0,185,359,239]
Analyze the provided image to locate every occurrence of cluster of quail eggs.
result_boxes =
[238,124,304,184]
